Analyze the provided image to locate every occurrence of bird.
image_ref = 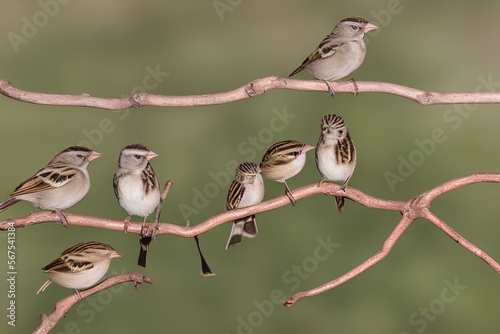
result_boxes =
[225,162,265,249]
[113,143,161,267]
[289,16,378,95]
[315,114,356,213]
[0,146,101,227]
[260,140,314,206]
[36,241,121,299]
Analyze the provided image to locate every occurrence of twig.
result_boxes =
[1,77,500,110]
[33,273,152,334]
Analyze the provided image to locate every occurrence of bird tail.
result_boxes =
[137,234,152,268]
[0,198,20,212]
[36,279,52,295]
[194,236,215,276]
[225,216,258,250]
[242,215,258,238]
[335,196,345,214]
[225,220,244,250]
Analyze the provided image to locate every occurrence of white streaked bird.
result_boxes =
[315,114,356,213]
[225,162,265,249]
[113,143,161,267]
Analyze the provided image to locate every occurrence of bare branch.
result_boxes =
[2,174,500,307]
[0,182,401,234]
[284,215,415,307]
[33,273,152,334]
[423,210,500,273]
[2,77,500,110]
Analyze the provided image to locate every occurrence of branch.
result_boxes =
[2,77,500,110]
[33,273,152,334]
[284,215,415,307]
[0,182,402,234]
[284,173,500,306]
[2,174,500,308]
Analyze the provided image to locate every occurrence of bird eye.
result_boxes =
[76,154,84,159]
[351,25,359,30]
[338,130,343,135]
[134,155,142,159]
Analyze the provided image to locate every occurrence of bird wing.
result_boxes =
[10,164,77,196]
[289,37,343,77]
[42,255,94,273]
[226,180,244,211]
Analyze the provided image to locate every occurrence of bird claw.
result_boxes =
[349,78,358,96]
[55,210,69,228]
[123,216,131,233]
[323,80,336,97]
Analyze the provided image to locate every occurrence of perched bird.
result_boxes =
[0,146,101,227]
[315,114,356,213]
[37,241,121,299]
[113,143,161,267]
[260,140,314,206]
[289,17,378,95]
[225,162,265,249]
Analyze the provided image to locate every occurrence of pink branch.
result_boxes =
[2,174,500,308]
[423,210,500,273]
[284,215,415,307]
[0,182,402,235]
[2,77,500,110]
[33,273,152,334]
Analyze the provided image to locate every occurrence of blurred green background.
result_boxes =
[1,0,500,333]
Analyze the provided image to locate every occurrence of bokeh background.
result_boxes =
[1,0,500,333]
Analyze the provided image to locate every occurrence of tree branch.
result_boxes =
[0,181,402,234]
[284,215,415,307]
[33,273,152,334]
[1,77,500,110]
[2,174,500,308]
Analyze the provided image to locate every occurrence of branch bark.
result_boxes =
[33,273,152,334]
[2,174,500,307]
[1,77,500,110]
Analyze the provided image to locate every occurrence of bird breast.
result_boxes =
[118,174,160,217]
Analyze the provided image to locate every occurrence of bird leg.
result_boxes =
[283,181,297,206]
[349,78,359,96]
[55,210,69,228]
[341,174,352,192]
[74,289,83,300]
[323,80,336,97]
[317,178,326,187]
[123,215,131,233]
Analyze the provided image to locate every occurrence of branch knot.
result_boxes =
[404,195,429,219]
[130,92,147,107]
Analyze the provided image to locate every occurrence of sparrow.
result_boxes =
[315,114,356,213]
[113,143,161,267]
[36,241,121,299]
[225,162,265,249]
[260,140,314,206]
[0,146,101,227]
[289,16,378,95]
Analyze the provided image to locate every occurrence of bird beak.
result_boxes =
[109,251,121,259]
[146,151,159,161]
[364,23,378,33]
[88,152,101,162]
[301,145,315,154]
